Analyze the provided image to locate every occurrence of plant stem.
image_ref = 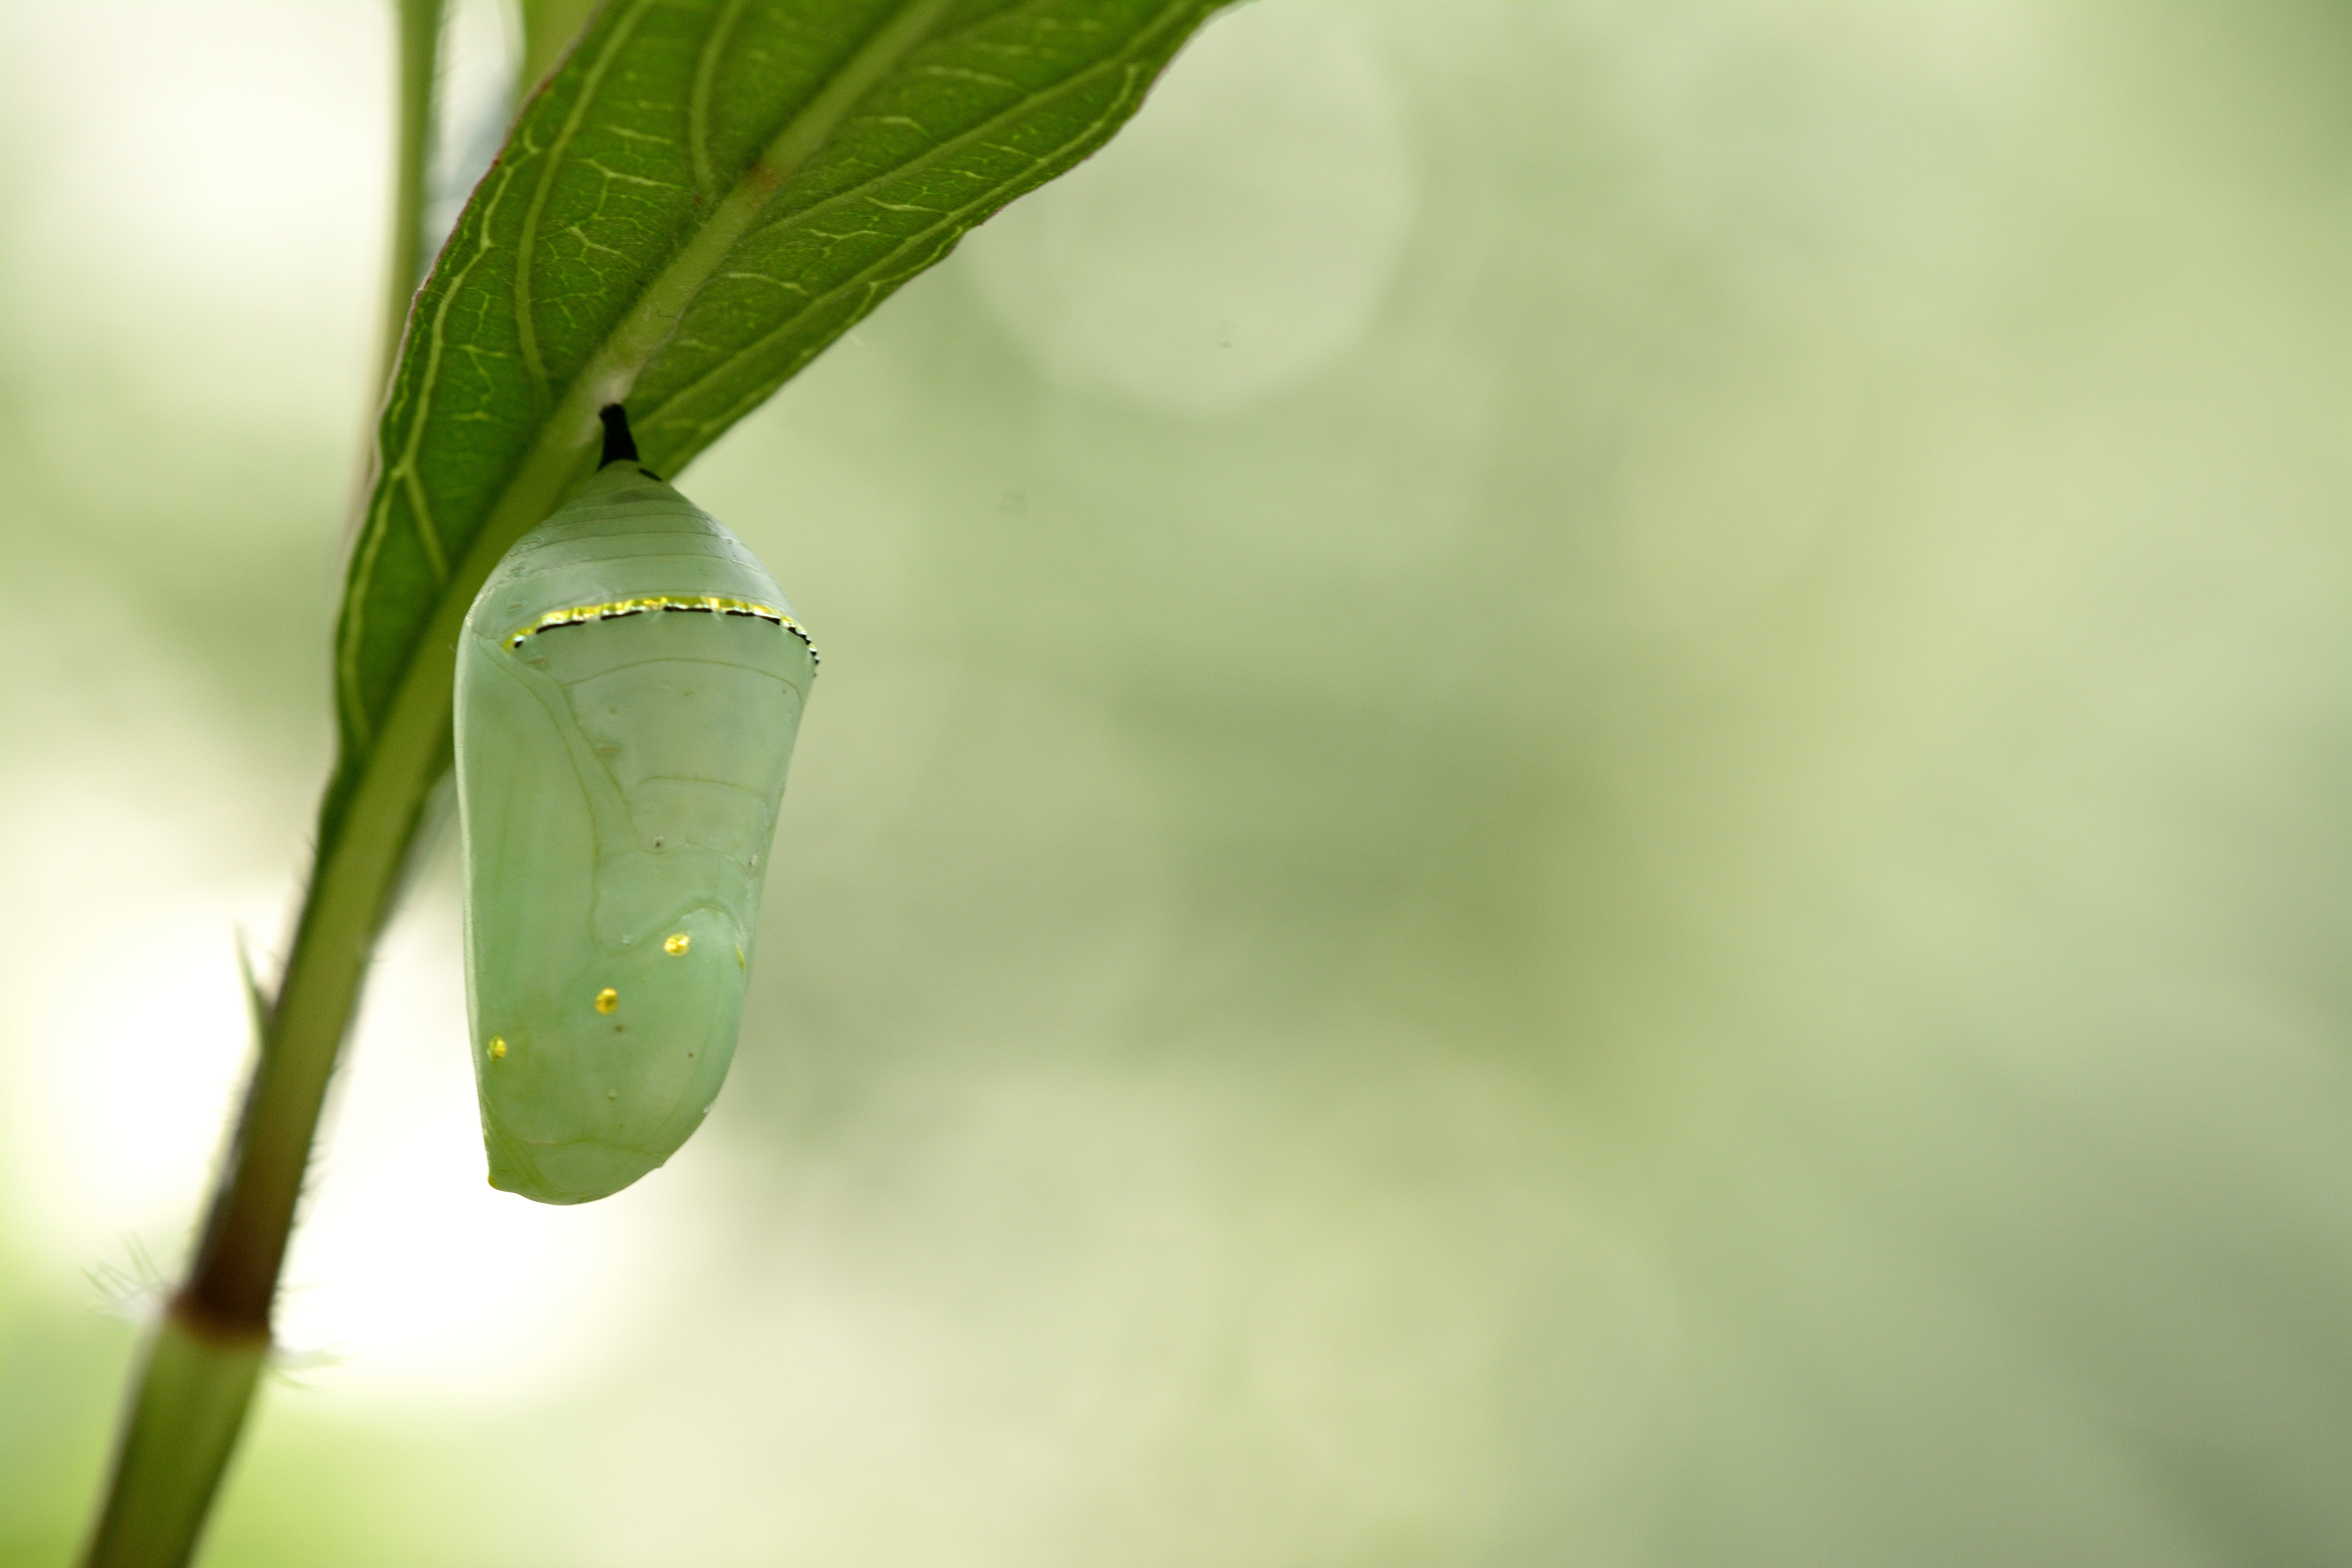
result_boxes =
[77,5,445,1564]
[379,0,443,399]
[517,0,601,98]
[78,1308,269,1568]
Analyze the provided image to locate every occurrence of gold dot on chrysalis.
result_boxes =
[595,987,619,1014]
[664,933,690,956]
[488,1036,507,1060]
[735,946,745,970]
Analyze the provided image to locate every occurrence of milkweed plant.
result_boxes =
[77,1,1223,1561]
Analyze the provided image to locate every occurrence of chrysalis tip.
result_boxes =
[598,404,639,468]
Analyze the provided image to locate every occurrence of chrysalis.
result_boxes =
[453,405,815,1204]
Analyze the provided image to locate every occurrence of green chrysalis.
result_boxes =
[454,405,815,1204]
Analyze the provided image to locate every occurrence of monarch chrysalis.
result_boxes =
[453,406,815,1204]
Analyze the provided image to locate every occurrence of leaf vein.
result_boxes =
[514,2,654,406]
[687,0,753,200]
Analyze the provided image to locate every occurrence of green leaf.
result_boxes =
[328,0,1220,849]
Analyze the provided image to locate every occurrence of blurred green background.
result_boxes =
[4,1,2350,1563]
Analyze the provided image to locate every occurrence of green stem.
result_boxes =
[77,5,445,1564]
[517,0,601,99]
[78,1307,269,1568]
[380,0,443,398]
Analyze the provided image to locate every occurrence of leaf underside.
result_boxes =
[328,0,1220,849]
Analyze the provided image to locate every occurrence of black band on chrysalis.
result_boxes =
[598,404,639,467]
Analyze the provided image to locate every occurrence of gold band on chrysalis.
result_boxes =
[503,595,817,664]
